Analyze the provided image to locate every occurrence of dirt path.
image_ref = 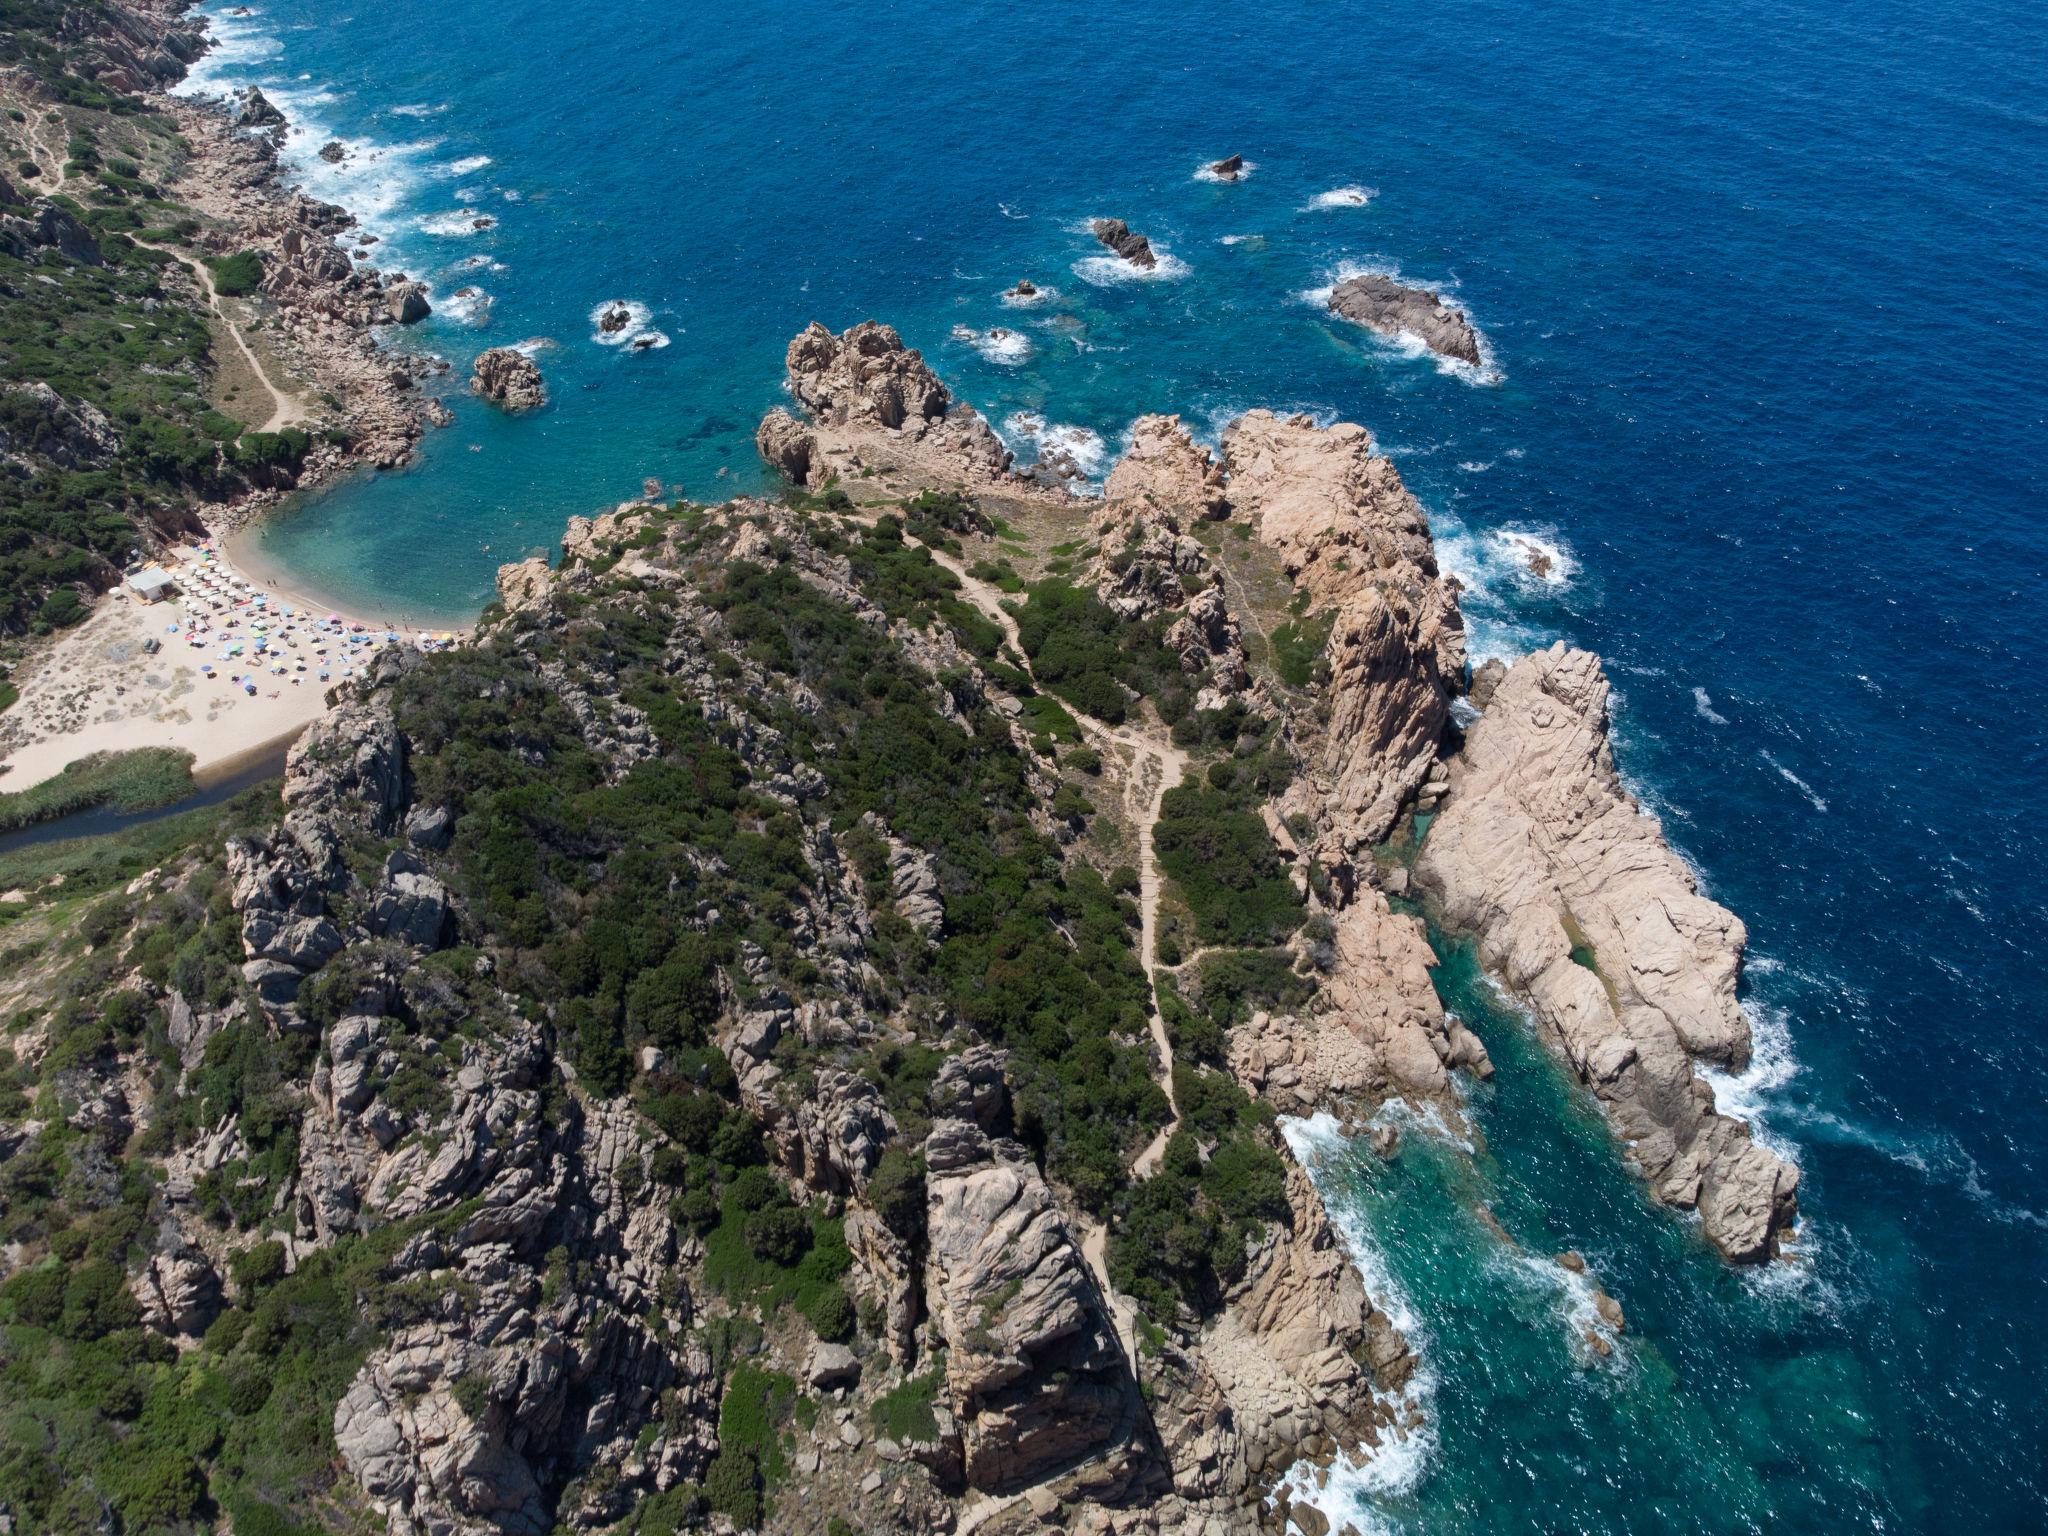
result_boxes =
[131,237,310,435]
[917,539,1190,1174]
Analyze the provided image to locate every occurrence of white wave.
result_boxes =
[588,300,669,350]
[1003,412,1109,481]
[418,210,497,236]
[169,7,282,100]
[1367,1095,1476,1156]
[1193,156,1257,183]
[1700,999,1802,1162]
[449,253,506,274]
[1759,750,1828,812]
[439,154,493,177]
[950,324,1033,365]
[1488,528,1575,588]
[387,103,449,119]
[508,336,558,357]
[1493,1248,1628,1370]
[1693,687,1729,725]
[1217,233,1266,248]
[437,285,492,326]
[1071,249,1191,286]
[1458,459,1492,473]
[1274,1114,1436,1534]
[998,201,1028,220]
[999,283,1057,308]
[1302,184,1377,211]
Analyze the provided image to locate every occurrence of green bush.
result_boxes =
[205,248,264,296]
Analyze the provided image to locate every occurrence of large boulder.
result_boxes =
[922,1119,1136,1493]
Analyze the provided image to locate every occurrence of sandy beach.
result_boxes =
[0,539,466,795]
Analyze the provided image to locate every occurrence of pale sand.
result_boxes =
[0,540,470,794]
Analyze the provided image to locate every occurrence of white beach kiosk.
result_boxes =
[127,565,177,604]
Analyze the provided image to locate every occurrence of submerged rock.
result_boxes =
[1329,271,1484,367]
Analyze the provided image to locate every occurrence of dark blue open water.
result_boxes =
[176,1,2047,1527]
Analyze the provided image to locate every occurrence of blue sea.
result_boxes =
[176,1,2048,1528]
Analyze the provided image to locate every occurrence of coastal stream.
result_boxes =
[172,0,2048,1527]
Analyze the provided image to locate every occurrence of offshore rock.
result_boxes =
[1414,643,1799,1260]
[470,347,546,411]
[1329,272,1483,367]
[1091,217,1158,269]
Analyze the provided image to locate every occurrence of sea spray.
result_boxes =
[1272,1114,1438,1534]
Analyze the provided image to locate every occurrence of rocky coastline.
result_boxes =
[67,0,450,539]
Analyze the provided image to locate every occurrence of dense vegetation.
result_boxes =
[1014,578,1182,727]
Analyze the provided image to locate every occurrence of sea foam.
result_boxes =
[1273,1114,1438,1535]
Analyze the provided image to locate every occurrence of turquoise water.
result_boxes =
[176,0,2047,1527]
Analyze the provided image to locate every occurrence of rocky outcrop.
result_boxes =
[0,197,103,265]
[495,556,553,615]
[1199,1167,1414,1480]
[1208,154,1247,181]
[1328,272,1483,368]
[1222,409,1465,841]
[922,1118,1137,1493]
[386,280,432,325]
[234,86,286,130]
[759,321,1041,498]
[1232,883,1489,1108]
[1104,414,1228,520]
[1414,643,1799,1261]
[1091,217,1157,269]
[471,347,546,411]
[132,1246,222,1338]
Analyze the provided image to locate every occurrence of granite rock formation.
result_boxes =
[471,347,547,411]
[1328,271,1484,367]
[1414,643,1799,1260]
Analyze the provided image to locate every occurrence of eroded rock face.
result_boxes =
[1222,409,1465,841]
[1328,272,1483,367]
[1199,1167,1412,1479]
[1414,643,1799,1261]
[234,86,286,129]
[923,1118,1136,1493]
[470,347,546,411]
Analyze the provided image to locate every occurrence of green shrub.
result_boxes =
[205,249,264,296]
[869,1370,941,1442]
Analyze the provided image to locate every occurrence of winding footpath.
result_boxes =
[908,537,1201,1378]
